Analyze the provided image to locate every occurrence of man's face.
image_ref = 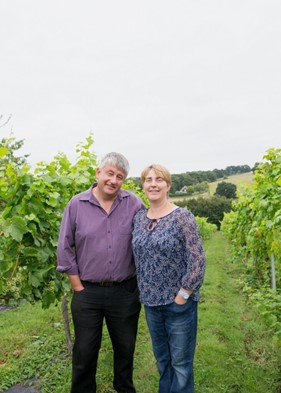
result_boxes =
[96,164,126,199]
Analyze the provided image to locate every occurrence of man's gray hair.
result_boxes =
[99,152,130,178]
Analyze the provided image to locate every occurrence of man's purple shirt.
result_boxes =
[57,184,145,282]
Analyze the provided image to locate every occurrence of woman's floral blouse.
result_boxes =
[132,207,206,307]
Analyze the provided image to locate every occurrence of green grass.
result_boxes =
[0,232,280,392]
[196,232,280,392]
[208,172,254,195]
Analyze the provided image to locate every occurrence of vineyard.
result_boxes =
[221,148,281,343]
[0,135,280,391]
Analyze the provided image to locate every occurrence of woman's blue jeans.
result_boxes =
[145,299,198,393]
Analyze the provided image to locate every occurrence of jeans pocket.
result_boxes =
[168,300,190,314]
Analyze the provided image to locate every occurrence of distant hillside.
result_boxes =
[169,165,252,194]
[130,165,254,194]
[208,172,254,195]
[170,172,254,202]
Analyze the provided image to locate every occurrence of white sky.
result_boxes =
[1,0,281,177]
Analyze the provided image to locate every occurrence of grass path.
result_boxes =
[0,232,280,392]
[196,232,280,392]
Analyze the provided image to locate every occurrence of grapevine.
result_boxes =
[221,148,281,342]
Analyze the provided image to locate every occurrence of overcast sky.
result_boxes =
[1,0,281,177]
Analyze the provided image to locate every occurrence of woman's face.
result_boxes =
[143,169,170,202]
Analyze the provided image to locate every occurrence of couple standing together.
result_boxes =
[57,152,206,393]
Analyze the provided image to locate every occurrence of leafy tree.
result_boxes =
[213,168,225,178]
[252,162,260,172]
[215,181,237,199]
[170,174,184,193]
[194,181,209,194]
[177,196,232,229]
[225,165,251,175]
[185,185,195,196]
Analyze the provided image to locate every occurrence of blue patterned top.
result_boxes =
[132,207,206,306]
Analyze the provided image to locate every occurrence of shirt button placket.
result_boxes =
[107,218,113,277]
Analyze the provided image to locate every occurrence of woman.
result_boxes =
[132,164,206,393]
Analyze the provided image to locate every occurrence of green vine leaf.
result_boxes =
[0,146,9,158]
[4,216,29,241]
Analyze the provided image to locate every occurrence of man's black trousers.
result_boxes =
[70,277,141,393]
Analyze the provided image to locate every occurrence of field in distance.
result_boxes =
[208,171,254,194]
[170,172,254,202]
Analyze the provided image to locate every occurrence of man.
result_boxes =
[57,152,145,393]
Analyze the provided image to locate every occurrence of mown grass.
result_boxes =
[196,232,280,392]
[207,172,254,195]
[0,232,280,392]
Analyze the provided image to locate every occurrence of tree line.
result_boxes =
[131,164,253,194]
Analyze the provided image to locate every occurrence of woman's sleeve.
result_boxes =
[180,210,206,291]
